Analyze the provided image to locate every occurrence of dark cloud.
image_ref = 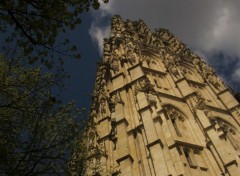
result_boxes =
[90,0,240,89]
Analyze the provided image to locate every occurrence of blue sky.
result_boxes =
[46,1,240,110]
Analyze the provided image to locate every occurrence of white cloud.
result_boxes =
[233,68,240,81]
[89,23,110,54]
[90,0,240,87]
[88,1,113,54]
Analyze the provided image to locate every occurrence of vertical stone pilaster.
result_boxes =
[135,130,152,176]
[135,89,169,175]
[115,119,134,175]
[117,155,134,176]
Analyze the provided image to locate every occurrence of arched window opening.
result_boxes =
[164,105,197,142]
[171,117,182,137]
[183,147,193,165]
[217,119,240,151]
[164,106,186,137]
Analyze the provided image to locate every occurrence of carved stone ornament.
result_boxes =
[183,68,193,80]
[103,38,111,55]
[126,19,134,30]
[100,97,107,114]
[125,42,135,52]
[216,120,240,150]
[145,28,153,45]
[109,118,117,149]
[207,74,223,90]
[88,129,97,148]
[108,93,124,113]
[146,93,157,105]
[142,55,150,64]
[164,106,185,122]
[110,58,119,73]
[126,50,137,65]
[111,15,124,37]
[163,53,175,69]
[196,99,206,111]
[192,57,201,72]
[137,20,148,34]
[134,82,141,96]
[108,100,115,113]
[170,65,182,79]
[139,78,148,88]
[191,90,206,111]
[139,78,152,91]
[112,93,124,105]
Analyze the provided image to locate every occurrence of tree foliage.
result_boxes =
[0,0,109,68]
[66,134,88,176]
[0,54,86,175]
[0,1,111,174]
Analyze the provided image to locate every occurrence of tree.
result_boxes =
[66,134,88,176]
[0,54,86,175]
[0,0,109,68]
[0,1,110,174]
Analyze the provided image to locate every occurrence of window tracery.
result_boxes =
[216,119,240,151]
[164,106,187,138]
[164,105,199,144]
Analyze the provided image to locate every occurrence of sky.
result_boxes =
[62,0,240,110]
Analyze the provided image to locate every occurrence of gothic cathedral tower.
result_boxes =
[86,15,240,176]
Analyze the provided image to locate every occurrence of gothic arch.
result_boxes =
[181,62,203,82]
[163,104,197,142]
[212,115,239,130]
[214,117,240,151]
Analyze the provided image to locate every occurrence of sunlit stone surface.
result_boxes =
[86,15,240,176]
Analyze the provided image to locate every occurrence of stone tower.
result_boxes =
[86,15,240,176]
